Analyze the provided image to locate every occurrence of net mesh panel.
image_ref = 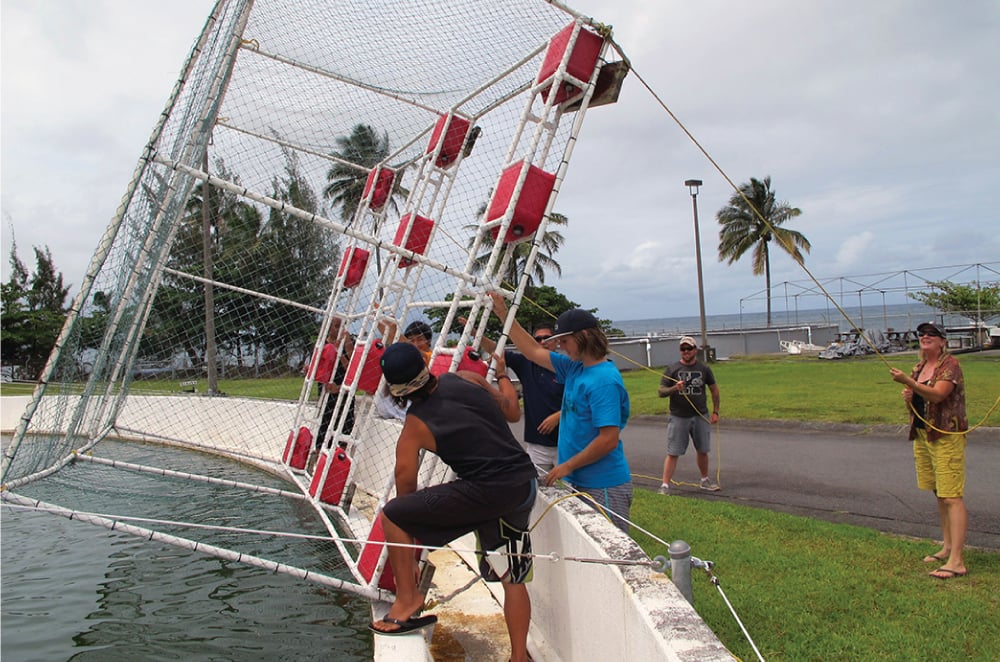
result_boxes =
[3,0,618,594]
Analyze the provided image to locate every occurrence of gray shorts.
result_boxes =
[667,415,711,456]
[572,482,633,534]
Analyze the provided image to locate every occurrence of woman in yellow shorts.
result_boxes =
[890,321,968,579]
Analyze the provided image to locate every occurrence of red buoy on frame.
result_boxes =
[282,426,312,470]
[308,446,352,505]
[344,339,385,394]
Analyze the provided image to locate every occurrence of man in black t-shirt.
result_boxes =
[370,343,536,662]
[657,336,721,494]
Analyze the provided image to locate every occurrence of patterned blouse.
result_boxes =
[907,353,968,442]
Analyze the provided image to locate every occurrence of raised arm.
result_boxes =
[458,362,522,423]
[487,291,553,372]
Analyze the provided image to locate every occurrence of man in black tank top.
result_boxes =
[370,343,536,662]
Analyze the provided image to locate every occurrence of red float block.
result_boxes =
[338,247,369,288]
[425,114,470,168]
[430,346,488,377]
[344,339,385,394]
[536,23,604,105]
[362,166,395,211]
[393,214,435,268]
[282,426,312,470]
[358,513,422,592]
[485,161,556,243]
[308,447,352,505]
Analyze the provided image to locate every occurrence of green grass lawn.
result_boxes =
[630,490,1000,661]
[4,352,997,428]
[624,352,999,427]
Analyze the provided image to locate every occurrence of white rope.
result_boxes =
[2,497,659,570]
[73,454,310,501]
[710,576,767,662]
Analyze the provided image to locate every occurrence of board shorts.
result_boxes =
[383,478,536,583]
[667,415,711,456]
[912,429,966,498]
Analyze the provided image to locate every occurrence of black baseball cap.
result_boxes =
[549,308,599,340]
[380,342,431,396]
[916,321,946,338]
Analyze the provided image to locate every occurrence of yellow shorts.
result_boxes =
[913,429,966,498]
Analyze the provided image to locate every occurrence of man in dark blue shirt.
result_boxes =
[481,323,563,475]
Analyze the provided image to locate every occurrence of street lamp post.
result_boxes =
[685,179,710,362]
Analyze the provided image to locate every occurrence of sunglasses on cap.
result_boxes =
[680,345,697,351]
[533,334,554,342]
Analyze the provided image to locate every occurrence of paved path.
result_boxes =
[619,418,1000,550]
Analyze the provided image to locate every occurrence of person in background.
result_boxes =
[402,320,434,363]
[477,322,563,476]
[657,336,721,494]
[488,292,632,534]
[890,321,969,580]
[306,317,355,449]
[372,318,435,420]
[372,342,536,662]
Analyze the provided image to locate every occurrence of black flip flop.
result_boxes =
[368,614,438,636]
[930,567,967,580]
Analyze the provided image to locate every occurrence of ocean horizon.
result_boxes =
[612,302,969,336]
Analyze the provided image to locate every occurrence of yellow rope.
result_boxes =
[530,490,614,530]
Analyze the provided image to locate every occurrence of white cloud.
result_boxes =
[835,231,875,269]
[3,0,998,323]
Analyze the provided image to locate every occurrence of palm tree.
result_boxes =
[716,176,809,326]
[323,124,406,222]
[465,212,568,289]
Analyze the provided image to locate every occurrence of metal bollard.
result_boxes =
[669,540,694,605]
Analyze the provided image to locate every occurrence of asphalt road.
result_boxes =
[515,418,1000,550]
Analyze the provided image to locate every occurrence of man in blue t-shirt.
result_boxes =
[488,292,632,534]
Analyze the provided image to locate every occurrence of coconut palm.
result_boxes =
[717,176,809,326]
[323,124,406,222]
[465,212,568,289]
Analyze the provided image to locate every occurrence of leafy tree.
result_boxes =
[257,147,339,371]
[143,160,263,370]
[514,284,578,332]
[1,244,70,378]
[909,280,1000,326]
[183,160,264,370]
[324,124,408,222]
[78,291,111,353]
[716,176,810,326]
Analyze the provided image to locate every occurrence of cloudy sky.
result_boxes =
[3,0,998,323]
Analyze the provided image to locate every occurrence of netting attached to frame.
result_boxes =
[2,0,623,599]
